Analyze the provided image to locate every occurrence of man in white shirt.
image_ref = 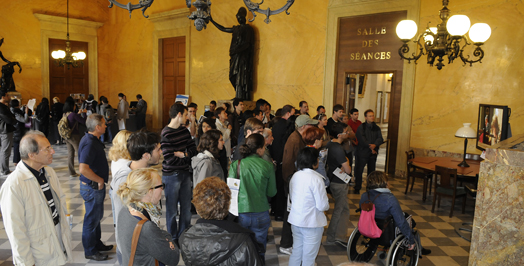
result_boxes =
[0,130,73,265]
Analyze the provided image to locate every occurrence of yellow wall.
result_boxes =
[0,0,108,102]
[2,0,522,159]
[410,0,524,154]
[189,0,328,117]
[98,2,187,110]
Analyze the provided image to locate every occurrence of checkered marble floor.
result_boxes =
[0,143,473,266]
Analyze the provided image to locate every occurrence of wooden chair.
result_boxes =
[405,150,433,201]
[455,184,477,242]
[458,153,483,185]
[432,165,467,218]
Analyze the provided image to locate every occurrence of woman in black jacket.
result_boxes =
[180,176,263,266]
[51,97,64,144]
[35,97,50,137]
[9,99,29,165]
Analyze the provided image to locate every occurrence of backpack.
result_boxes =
[358,193,383,238]
[104,105,115,122]
[58,113,77,140]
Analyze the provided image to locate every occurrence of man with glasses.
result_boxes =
[78,114,112,261]
[0,131,73,265]
[109,129,162,264]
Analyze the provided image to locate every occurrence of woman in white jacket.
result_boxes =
[288,147,330,266]
[192,129,225,187]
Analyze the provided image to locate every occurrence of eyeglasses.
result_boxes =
[151,183,165,190]
[39,146,54,153]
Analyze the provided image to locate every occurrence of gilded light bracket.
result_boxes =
[243,0,295,24]
[56,38,84,70]
[107,0,295,29]
[397,0,487,70]
[108,0,155,18]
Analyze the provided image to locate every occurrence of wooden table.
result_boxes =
[410,157,481,177]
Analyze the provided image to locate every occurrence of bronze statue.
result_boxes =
[210,7,254,101]
[0,38,22,92]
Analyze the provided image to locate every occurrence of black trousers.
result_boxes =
[354,153,378,191]
[280,181,293,248]
[270,164,286,218]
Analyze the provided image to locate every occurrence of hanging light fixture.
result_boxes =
[107,0,295,30]
[396,0,491,70]
[51,0,86,69]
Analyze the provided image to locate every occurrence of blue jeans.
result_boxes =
[163,171,192,241]
[100,125,113,143]
[289,225,324,266]
[80,182,106,256]
[238,211,271,260]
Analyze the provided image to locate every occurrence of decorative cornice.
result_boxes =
[148,8,191,24]
[34,13,104,29]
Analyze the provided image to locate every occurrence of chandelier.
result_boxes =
[107,0,295,31]
[395,0,491,70]
[51,0,86,69]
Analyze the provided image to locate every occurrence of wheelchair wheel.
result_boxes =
[347,226,377,262]
[386,234,420,266]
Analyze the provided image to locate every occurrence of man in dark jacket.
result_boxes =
[180,177,263,265]
[0,89,15,175]
[135,94,147,130]
[228,98,244,148]
[354,109,384,194]
[268,104,295,221]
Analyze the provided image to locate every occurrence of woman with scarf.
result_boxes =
[117,168,180,266]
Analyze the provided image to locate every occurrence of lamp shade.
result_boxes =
[455,123,476,138]
[76,51,86,60]
[447,15,471,36]
[396,20,418,40]
[52,50,66,59]
[424,34,435,44]
[469,23,491,43]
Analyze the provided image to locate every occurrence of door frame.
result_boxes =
[323,0,419,176]
[34,14,102,101]
[149,9,191,131]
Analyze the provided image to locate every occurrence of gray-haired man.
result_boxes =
[0,131,73,265]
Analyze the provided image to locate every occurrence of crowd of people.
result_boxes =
[0,91,425,266]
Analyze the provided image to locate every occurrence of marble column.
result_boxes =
[469,134,524,265]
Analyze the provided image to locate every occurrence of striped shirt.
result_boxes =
[23,162,59,225]
[161,125,197,174]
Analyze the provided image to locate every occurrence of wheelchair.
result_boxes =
[347,214,420,266]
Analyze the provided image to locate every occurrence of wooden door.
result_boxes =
[162,37,186,126]
[49,39,89,104]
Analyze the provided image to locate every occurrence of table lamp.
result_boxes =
[455,123,477,167]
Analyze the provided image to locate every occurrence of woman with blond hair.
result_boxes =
[109,130,132,221]
[117,168,179,266]
[107,129,132,263]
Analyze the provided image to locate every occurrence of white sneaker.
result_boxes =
[279,246,292,255]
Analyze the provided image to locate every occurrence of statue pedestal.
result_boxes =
[217,100,255,113]
[8,91,22,103]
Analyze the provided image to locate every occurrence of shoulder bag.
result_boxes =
[129,219,159,266]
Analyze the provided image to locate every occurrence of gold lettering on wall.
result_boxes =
[350,52,391,61]
[357,27,387,36]
[351,26,391,61]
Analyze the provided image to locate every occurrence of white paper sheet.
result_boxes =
[333,167,351,184]
[227,178,241,216]
[27,98,36,112]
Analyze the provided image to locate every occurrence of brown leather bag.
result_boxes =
[129,219,159,266]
